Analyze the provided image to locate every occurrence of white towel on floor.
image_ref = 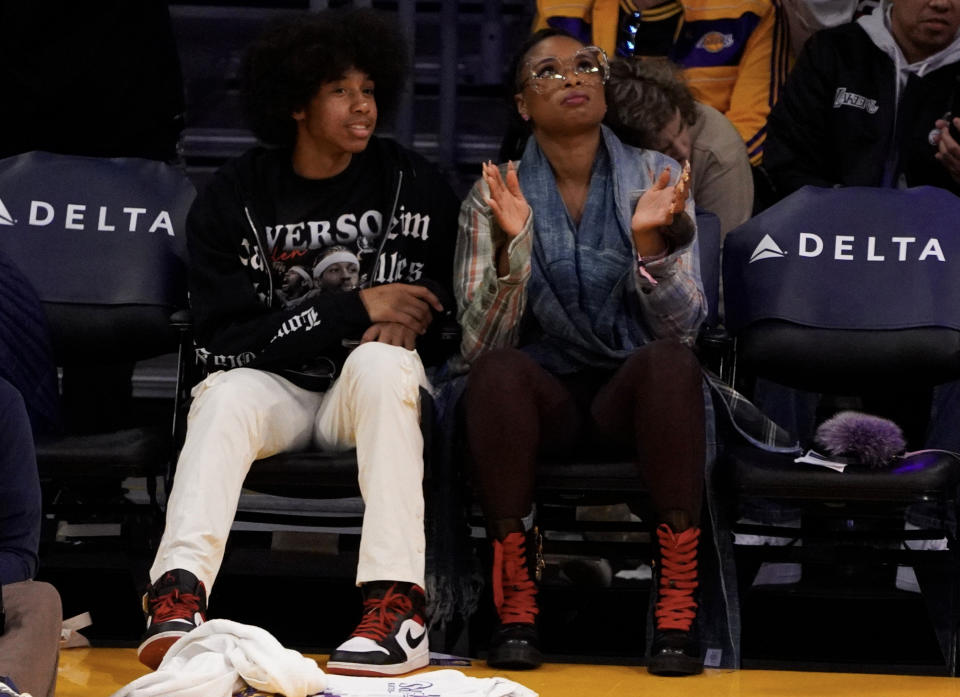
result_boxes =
[111,620,537,697]
[325,670,539,697]
[110,619,326,697]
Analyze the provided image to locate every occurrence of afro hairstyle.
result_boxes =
[241,8,408,146]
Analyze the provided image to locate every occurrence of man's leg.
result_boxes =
[316,342,431,676]
[0,378,41,586]
[140,367,322,669]
[0,581,61,697]
[314,342,430,587]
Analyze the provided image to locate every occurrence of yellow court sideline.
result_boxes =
[56,648,960,697]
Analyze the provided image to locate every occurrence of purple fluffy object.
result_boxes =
[814,411,906,468]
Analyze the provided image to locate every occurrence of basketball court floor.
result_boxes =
[56,648,960,697]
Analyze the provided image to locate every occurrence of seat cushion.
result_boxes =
[35,426,168,480]
[536,459,649,505]
[732,443,960,502]
[244,450,362,498]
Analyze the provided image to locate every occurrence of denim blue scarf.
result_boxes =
[518,126,673,373]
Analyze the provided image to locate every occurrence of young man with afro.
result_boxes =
[137,8,459,677]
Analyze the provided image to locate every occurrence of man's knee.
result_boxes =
[341,342,425,390]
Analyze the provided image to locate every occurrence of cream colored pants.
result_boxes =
[151,342,430,593]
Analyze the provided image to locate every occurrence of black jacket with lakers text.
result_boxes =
[764,21,960,199]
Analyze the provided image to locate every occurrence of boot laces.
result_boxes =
[654,524,700,632]
[492,532,539,625]
[352,585,414,642]
[149,588,203,624]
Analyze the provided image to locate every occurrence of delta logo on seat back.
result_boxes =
[0,151,195,309]
[748,232,946,264]
[0,197,14,226]
[0,195,176,235]
[723,185,960,335]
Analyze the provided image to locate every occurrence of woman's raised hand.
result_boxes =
[483,160,530,238]
[631,161,691,245]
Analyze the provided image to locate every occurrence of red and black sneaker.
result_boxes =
[487,530,542,670]
[326,582,429,677]
[648,524,703,676]
[137,568,207,670]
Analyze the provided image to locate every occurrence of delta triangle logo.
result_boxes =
[0,197,15,226]
[749,233,787,263]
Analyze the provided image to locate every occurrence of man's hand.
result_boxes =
[361,322,418,349]
[934,116,960,184]
[358,283,443,335]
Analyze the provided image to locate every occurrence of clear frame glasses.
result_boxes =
[520,45,610,94]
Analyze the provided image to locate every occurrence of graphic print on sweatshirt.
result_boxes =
[260,149,434,309]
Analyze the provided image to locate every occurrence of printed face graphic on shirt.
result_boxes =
[312,246,361,292]
[282,266,312,294]
[317,260,359,291]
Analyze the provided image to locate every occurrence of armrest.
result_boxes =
[696,326,734,385]
[169,308,192,331]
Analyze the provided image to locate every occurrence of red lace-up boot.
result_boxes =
[327,581,429,676]
[648,523,703,676]
[487,530,543,669]
[138,568,207,670]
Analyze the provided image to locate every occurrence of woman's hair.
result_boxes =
[242,8,409,146]
[507,27,583,94]
[603,58,698,150]
[498,27,582,161]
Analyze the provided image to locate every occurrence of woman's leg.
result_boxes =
[463,347,582,670]
[591,339,706,676]
[464,348,582,525]
[591,339,705,527]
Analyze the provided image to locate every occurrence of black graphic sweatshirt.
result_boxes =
[185,137,459,389]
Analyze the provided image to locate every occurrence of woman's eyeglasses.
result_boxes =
[519,46,610,94]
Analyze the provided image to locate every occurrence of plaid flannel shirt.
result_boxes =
[455,170,705,365]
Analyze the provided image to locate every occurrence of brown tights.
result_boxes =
[464,341,705,533]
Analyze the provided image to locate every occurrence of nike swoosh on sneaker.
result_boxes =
[164,619,196,627]
[405,624,427,649]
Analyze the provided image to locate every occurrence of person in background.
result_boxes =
[779,0,880,58]
[764,0,960,198]
[605,57,754,236]
[533,0,790,165]
[0,377,62,697]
